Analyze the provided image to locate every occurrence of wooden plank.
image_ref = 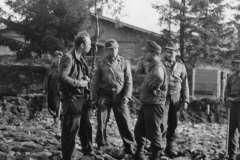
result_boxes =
[194,90,214,95]
[0,91,18,97]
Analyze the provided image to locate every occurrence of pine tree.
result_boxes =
[154,0,235,67]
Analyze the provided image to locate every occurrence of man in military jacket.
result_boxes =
[224,55,240,160]
[163,41,189,157]
[91,39,135,156]
[134,40,168,160]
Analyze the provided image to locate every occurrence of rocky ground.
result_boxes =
[0,96,232,160]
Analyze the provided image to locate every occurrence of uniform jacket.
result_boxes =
[224,71,240,101]
[163,58,189,103]
[43,63,59,92]
[91,55,132,100]
[140,58,168,105]
[43,63,60,117]
[134,57,149,83]
[58,48,89,99]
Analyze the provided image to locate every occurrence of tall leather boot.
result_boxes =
[165,141,178,158]
[134,145,146,160]
[150,147,165,160]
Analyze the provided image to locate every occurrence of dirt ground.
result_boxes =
[0,95,231,160]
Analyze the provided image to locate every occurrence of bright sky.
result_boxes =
[108,0,165,34]
[104,0,236,34]
[0,0,165,33]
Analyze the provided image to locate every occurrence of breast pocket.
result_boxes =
[172,70,182,81]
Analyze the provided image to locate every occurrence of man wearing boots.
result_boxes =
[134,40,168,160]
[163,41,189,158]
[224,55,240,160]
[58,31,102,160]
[91,39,135,157]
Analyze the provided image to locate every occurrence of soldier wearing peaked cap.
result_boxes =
[134,42,163,90]
[162,41,189,158]
[134,40,168,160]
[91,39,135,157]
[224,55,240,160]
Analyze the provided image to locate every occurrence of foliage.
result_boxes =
[91,0,125,17]
[153,0,180,41]
[184,96,227,124]
[185,0,236,67]
[153,0,236,68]
[90,0,125,41]
[0,0,92,59]
[228,0,240,57]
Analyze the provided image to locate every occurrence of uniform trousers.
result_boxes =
[95,92,134,149]
[61,96,93,160]
[134,104,165,150]
[228,102,240,160]
[163,92,181,143]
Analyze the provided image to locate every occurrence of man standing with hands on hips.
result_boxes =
[163,41,189,158]
[58,31,102,160]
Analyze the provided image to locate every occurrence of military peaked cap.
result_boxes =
[142,40,162,55]
[54,51,63,57]
[165,41,179,51]
[105,39,119,49]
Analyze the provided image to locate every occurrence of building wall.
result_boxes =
[0,29,25,55]
[89,18,163,62]
[0,46,14,55]
[90,18,140,43]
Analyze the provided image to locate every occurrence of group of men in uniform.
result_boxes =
[134,40,189,160]
[43,29,240,160]
[54,30,190,160]
[53,29,191,160]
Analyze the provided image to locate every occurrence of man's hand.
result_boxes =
[226,97,234,102]
[121,96,129,104]
[225,101,233,108]
[83,75,90,82]
[91,100,98,109]
[181,102,188,110]
[79,80,89,88]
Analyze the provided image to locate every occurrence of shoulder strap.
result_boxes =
[69,58,75,77]
[160,63,168,92]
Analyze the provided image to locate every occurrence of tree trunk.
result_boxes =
[238,24,240,54]
[168,3,172,40]
[90,0,100,78]
[180,0,185,60]
[95,0,99,55]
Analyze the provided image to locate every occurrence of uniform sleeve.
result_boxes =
[224,76,231,102]
[43,68,49,91]
[149,67,165,96]
[134,59,146,83]
[124,60,133,99]
[180,65,190,103]
[58,55,82,88]
[90,62,101,101]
